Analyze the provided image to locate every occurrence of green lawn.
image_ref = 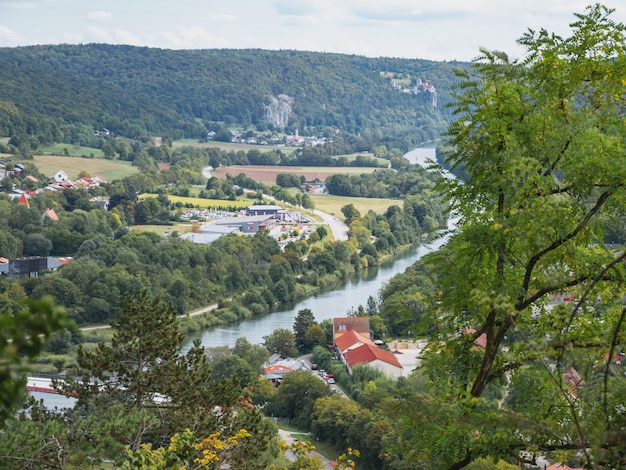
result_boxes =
[39,143,105,158]
[330,152,389,166]
[309,193,401,217]
[30,154,138,181]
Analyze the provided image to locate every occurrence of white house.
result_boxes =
[54,170,69,183]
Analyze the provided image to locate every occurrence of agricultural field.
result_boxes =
[30,155,139,181]
[139,193,250,210]
[173,139,297,154]
[309,193,402,217]
[214,165,378,185]
[39,143,105,158]
[130,224,195,235]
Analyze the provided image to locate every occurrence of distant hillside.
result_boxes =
[0,44,467,149]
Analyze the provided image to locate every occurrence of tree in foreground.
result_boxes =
[398,5,626,469]
[0,297,72,426]
[59,292,275,465]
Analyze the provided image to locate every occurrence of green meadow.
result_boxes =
[139,193,250,209]
[309,194,401,217]
[30,155,139,181]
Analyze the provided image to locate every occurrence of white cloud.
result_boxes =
[0,24,19,42]
[2,0,626,61]
[207,14,236,22]
[85,25,113,43]
[2,1,39,10]
[114,29,140,45]
[158,26,228,49]
[87,11,113,22]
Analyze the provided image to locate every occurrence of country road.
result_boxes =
[80,299,226,332]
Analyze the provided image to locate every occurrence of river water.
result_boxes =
[184,147,452,350]
[34,147,448,407]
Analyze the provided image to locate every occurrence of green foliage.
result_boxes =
[263,328,299,358]
[293,308,317,352]
[48,292,276,466]
[0,297,73,427]
[0,45,460,145]
[265,371,331,430]
[392,5,626,468]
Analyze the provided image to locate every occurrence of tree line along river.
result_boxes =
[34,147,450,408]
[183,146,452,350]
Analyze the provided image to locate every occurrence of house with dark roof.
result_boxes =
[0,256,63,278]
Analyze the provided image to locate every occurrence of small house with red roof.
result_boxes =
[343,343,404,378]
[333,317,370,341]
[42,208,59,223]
[75,175,106,188]
[334,329,372,354]
[18,193,30,207]
[332,317,404,378]
[464,327,487,348]
[545,463,583,470]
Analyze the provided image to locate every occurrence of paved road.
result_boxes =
[312,209,348,241]
[277,428,336,469]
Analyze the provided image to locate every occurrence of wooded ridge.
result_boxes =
[0,44,466,149]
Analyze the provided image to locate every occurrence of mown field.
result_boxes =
[309,194,401,217]
[30,155,139,181]
[130,224,195,235]
[138,193,251,210]
[214,165,378,185]
[39,143,105,158]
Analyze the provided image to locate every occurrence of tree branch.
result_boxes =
[522,190,612,292]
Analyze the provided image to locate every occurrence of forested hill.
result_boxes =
[0,44,466,149]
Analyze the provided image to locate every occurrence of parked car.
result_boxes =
[326,373,335,384]
[311,363,318,370]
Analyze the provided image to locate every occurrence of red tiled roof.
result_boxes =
[344,343,403,370]
[546,464,583,470]
[335,329,374,352]
[333,317,370,339]
[464,327,487,348]
[43,208,59,221]
[263,365,293,375]
[18,193,29,206]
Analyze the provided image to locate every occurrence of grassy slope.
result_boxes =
[30,155,139,181]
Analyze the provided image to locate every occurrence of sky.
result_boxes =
[1,1,626,62]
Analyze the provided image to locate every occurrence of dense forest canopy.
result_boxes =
[0,45,464,149]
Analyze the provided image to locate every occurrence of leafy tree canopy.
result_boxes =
[394,4,626,469]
